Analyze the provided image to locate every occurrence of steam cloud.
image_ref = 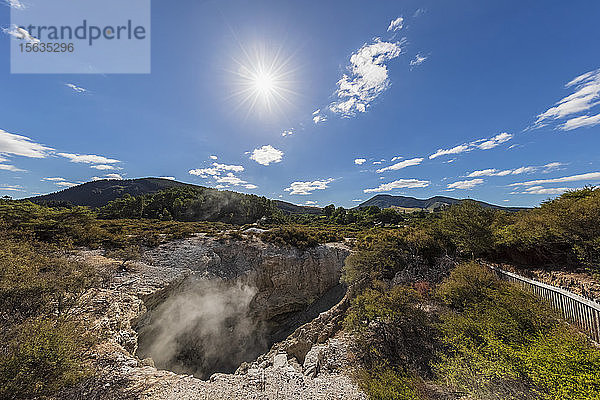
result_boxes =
[137,279,265,379]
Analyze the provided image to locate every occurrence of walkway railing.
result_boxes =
[490,266,600,342]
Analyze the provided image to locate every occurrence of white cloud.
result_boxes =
[5,0,26,9]
[429,144,471,159]
[65,83,87,93]
[55,181,78,188]
[285,178,334,195]
[216,173,247,185]
[354,158,367,165]
[159,176,175,180]
[522,186,569,195]
[410,54,427,67]
[244,184,258,189]
[210,155,218,160]
[58,152,120,164]
[0,164,24,172]
[0,129,53,159]
[543,162,563,170]
[189,162,244,177]
[510,172,600,187]
[536,69,600,129]
[90,164,117,170]
[377,157,423,173]
[364,179,430,193]
[329,38,403,117]
[560,113,600,131]
[466,163,561,178]
[42,177,66,182]
[447,178,484,190]
[474,132,513,150]
[304,200,318,206]
[105,173,123,180]
[250,145,283,166]
[429,132,513,159]
[391,156,402,161]
[352,199,363,202]
[0,185,24,192]
[92,173,123,181]
[313,114,327,124]
[387,17,404,32]
[3,25,39,43]
[282,129,294,137]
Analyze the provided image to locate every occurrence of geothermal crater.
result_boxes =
[133,235,350,379]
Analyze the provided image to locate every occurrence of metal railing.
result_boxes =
[490,266,600,342]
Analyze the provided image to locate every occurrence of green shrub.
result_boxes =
[0,318,93,399]
[434,262,600,400]
[355,367,423,400]
[345,287,436,377]
[342,228,444,286]
[260,225,344,249]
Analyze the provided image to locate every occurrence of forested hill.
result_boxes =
[28,178,198,208]
[359,194,526,212]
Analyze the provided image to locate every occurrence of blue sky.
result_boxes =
[1,0,600,207]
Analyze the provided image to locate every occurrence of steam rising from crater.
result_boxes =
[137,280,265,379]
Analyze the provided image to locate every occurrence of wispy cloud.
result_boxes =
[364,178,429,193]
[521,186,569,195]
[410,53,427,67]
[90,164,118,170]
[55,181,78,187]
[354,158,367,165]
[189,162,256,189]
[429,132,513,159]
[4,0,26,9]
[210,155,218,160]
[447,178,484,190]
[189,162,244,177]
[285,178,334,195]
[92,173,123,181]
[2,25,39,43]
[312,109,327,124]
[387,17,404,32]
[0,185,24,192]
[329,38,403,117]
[466,162,562,178]
[0,129,53,158]
[535,69,600,130]
[58,152,120,164]
[509,172,600,187]
[250,145,283,166]
[560,113,600,131]
[65,83,87,93]
[282,129,294,137]
[376,157,423,173]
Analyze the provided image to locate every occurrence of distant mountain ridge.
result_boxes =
[26,178,525,213]
[358,194,526,212]
[26,178,323,214]
[28,178,200,208]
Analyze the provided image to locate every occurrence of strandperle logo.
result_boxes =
[17,20,148,46]
[9,0,151,74]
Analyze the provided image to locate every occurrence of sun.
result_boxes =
[253,71,276,95]
[228,43,297,116]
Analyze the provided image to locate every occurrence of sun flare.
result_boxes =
[229,44,297,116]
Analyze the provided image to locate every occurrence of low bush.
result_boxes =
[260,225,344,249]
[342,228,444,286]
[0,318,93,400]
[434,262,600,400]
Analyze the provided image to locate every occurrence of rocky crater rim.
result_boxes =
[129,236,351,380]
